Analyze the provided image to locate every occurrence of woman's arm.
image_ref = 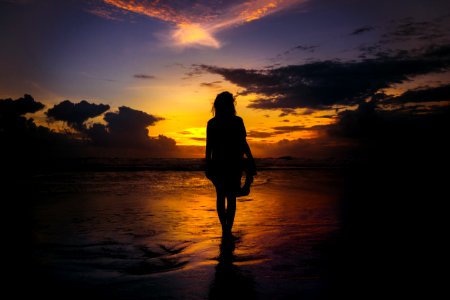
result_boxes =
[243,139,257,176]
[240,117,256,175]
[205,122,212,162]
[205,122,213,179]
[243,140,253,160]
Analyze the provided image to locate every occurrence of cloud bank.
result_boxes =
[197,44,450,110]
[1,96,178,161]
[46,100,110,131]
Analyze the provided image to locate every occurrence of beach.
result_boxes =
[27,168,344,299]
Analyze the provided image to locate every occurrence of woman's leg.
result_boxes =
[225,195,236,234]
[216,189,227,234]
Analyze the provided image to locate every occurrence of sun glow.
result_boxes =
[172,23,220,48]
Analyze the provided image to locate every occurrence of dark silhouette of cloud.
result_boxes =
[178,130,192,135]
[85,105,176,156]
[388,84,450,104]
[247,130,276,138]
[325,99,450,163]
[250,136,351,160]
[0,94,44,117]
[251,98,450,163]
[248,125,322,139]
[279,109,298,117]
[99,106,162,146]
[1,95,178,164]
[272,125,307,133]
[200,81,222,88]
[134,74,156,80]
[293,45,318,52]
[382,17,448,42]
[278,108,316,117]
[46,100,110,131]
[356,16,450,59]
[350,26,374,35]
[0,94,50,144]
[198,44,450,110]
[1,95,81,170]
[189,137,205,141]
[283,44,318,55]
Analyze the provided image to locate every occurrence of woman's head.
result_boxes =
[212,91,236,117]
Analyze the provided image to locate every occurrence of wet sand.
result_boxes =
[28,170,344,299]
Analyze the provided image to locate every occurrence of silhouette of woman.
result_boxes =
[205,91,256,237]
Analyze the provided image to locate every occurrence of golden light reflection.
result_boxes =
[136,170,341,269]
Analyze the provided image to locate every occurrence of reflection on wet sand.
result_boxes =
[209,236,256,300]
[31,170,343,299]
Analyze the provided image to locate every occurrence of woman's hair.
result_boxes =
[212,91,236,117]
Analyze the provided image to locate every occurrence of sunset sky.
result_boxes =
[1,0,450,157]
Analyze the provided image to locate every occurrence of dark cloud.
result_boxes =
[247,130,276,138]
[272,125,307,134]
[293,45,318,52]
[388,84,450,104]
[198,44,450,110]
[356,16,450,60]
[105,106,161,132]
[1,95,178,164]
[46,100,110,131]
[383,17,448,42]
[327,100,381,140]
[284,45,318,55]
[178,130,192,135]
[350,26,374,35]
[357,16,450,59]
[250,136,351,160]
[87,106,163,147]
[326,99,450,163]
[248,125,321,139]
[134,74,156,80]
[200,80,222,88]
[189,137,205,141]
[277,108,315,117]
[281,108,316,117]
[1,95,81,169]
[315,114,335,119]
[0,94,44,117]
[0,94,49,149]
[84,105,176,156]
[279,108,299,117]
[252,99,450,162]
